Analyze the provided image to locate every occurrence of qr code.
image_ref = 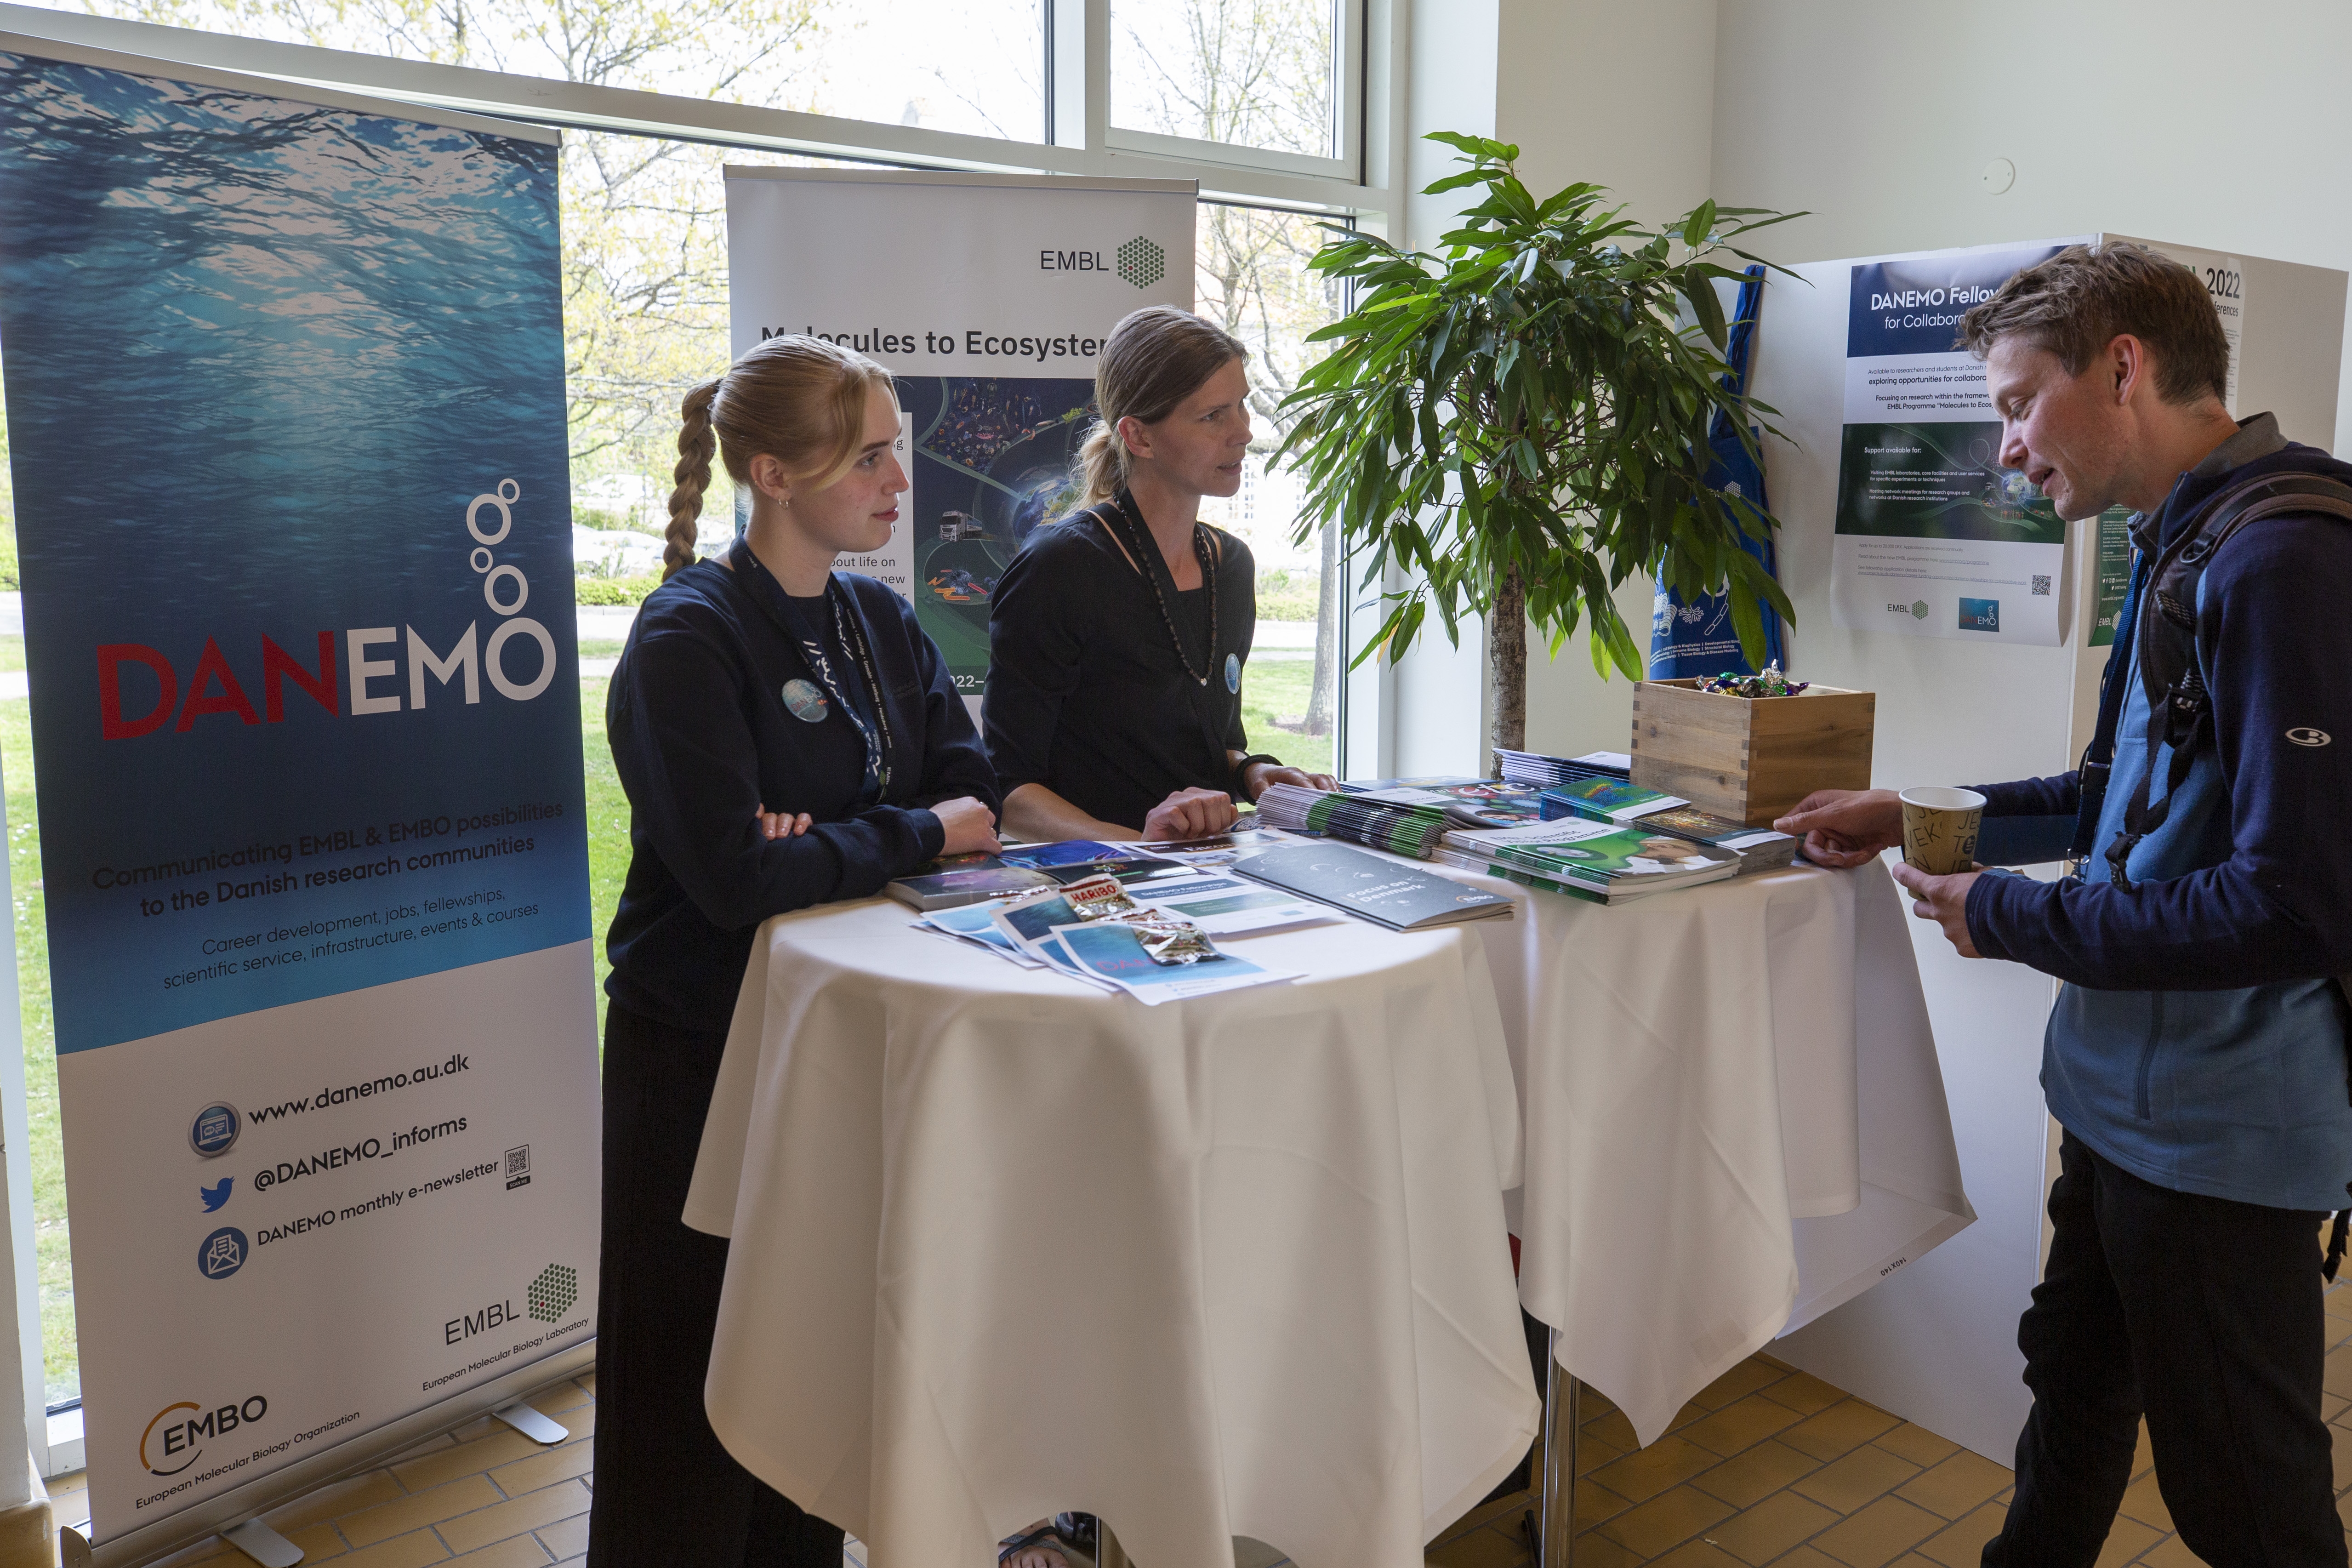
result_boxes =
[504,1145,532,1190]
[2031,575,2052,596]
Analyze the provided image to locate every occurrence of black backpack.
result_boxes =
[2077,471,2352,887]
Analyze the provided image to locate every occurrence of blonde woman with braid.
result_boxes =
[590,335,999,1568]
[985,307,1335,843]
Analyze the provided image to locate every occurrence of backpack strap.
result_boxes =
[2101,472,2352,891]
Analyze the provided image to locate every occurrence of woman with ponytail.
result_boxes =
[591,335,999,1567]
[984,307,1335,842]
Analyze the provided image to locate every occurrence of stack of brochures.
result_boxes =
[905,857,1328,1005]
[1492,749,1633,790]
[1538,790,1800,875]
[1253,782,1453,859]
[1538,776,1688,822]
[1437,817,1741,905]
[1339,775,1548,828]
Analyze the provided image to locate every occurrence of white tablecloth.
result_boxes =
[683,899,1543,1568]
[1443,858,1973,1447]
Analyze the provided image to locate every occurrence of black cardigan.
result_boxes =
[983,506,1254,831]
[605,559,999,1031]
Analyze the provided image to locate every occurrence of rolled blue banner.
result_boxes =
[1650,264,1785,679]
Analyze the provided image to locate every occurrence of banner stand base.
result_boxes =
[62,1338,594,1568]
[221,1518,304,1566]
[492,1403,567,1446]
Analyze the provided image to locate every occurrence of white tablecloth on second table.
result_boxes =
[683,899,1543,1568]
[1449,858,1974,1447]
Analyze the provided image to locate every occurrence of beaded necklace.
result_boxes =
[1103,489,1217,687]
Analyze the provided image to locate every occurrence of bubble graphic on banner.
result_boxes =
[1116,236,1165,290]
[529,1263,579,1323]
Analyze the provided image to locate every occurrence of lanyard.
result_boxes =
[732,542,895,796]
[1100,490,1219,687]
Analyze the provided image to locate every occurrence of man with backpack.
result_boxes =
[1777,240,2352,1566]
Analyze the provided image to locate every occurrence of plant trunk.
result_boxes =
[1303,519,1340,736]
[1488,563,1527,764]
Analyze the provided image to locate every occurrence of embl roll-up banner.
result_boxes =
[724,169,1196,700]
[0,39,599,1547]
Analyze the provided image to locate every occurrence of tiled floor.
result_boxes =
[1432,1272,2352,1567]
[38,1280,2352,1568]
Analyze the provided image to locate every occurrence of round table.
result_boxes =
[683,895,1542,1568]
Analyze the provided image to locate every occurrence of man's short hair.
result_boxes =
[1958,241,2228,406]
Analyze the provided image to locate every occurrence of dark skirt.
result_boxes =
[586,1003,844,1568]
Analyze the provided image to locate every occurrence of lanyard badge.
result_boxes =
[736,544,894,796]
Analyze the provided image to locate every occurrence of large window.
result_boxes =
[1194,204,1347,775]
[41,0,1051,142]
[1111,0,1357,178]
[0,0,1384,1461]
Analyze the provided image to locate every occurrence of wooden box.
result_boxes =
[1629,680,1876,827]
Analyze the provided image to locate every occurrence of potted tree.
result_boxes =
[1276,132,1800,757]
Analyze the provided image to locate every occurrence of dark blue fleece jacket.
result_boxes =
[604,559,998,1032]
[1962,415,2352,1209]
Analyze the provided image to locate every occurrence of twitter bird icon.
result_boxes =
[199,1178,232,1213]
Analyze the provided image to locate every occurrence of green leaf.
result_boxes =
[1686,277,1726,350]
[1680,200,1717,249]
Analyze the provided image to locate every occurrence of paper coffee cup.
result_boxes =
[1900,787,1985,875]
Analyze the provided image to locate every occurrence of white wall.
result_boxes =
[1378,0,1726,771]
[1712,0,2352,455]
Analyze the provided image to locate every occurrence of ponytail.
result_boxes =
[656,337,892,584]
[1076,307,1249,508]
[1076,421,1126,509]
[665,380,719,581]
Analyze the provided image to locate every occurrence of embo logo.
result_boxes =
[1957,597,2001,633]
[141,1395,267,1476]
[1116,237,1166,289]
[189,1102,240,1158]
[528,1263,579,1324]
[197,1226,248,1281]
[2288,727,2333,747]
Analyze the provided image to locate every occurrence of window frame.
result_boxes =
[1100,0,1364,182]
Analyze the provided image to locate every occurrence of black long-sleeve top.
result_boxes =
[983,502,1254,832]
[605,557,999,1032]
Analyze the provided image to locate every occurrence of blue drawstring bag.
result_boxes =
[1650,265,1785,679]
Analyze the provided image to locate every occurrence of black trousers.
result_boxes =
[587,1003,844,1568]
[1985,1130,2345,1568]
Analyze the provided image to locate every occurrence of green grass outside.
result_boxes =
[1238,657,1334,778]
[0,642,68,1403]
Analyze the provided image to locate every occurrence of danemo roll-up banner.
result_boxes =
[0,36,599,1555]
[1829,235,2249,647]
[723,169,1196,698]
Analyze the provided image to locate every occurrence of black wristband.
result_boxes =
[1233,753,1285,800]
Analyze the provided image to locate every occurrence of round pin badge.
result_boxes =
[781,679,829,723]
[1224,653,1241,694]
